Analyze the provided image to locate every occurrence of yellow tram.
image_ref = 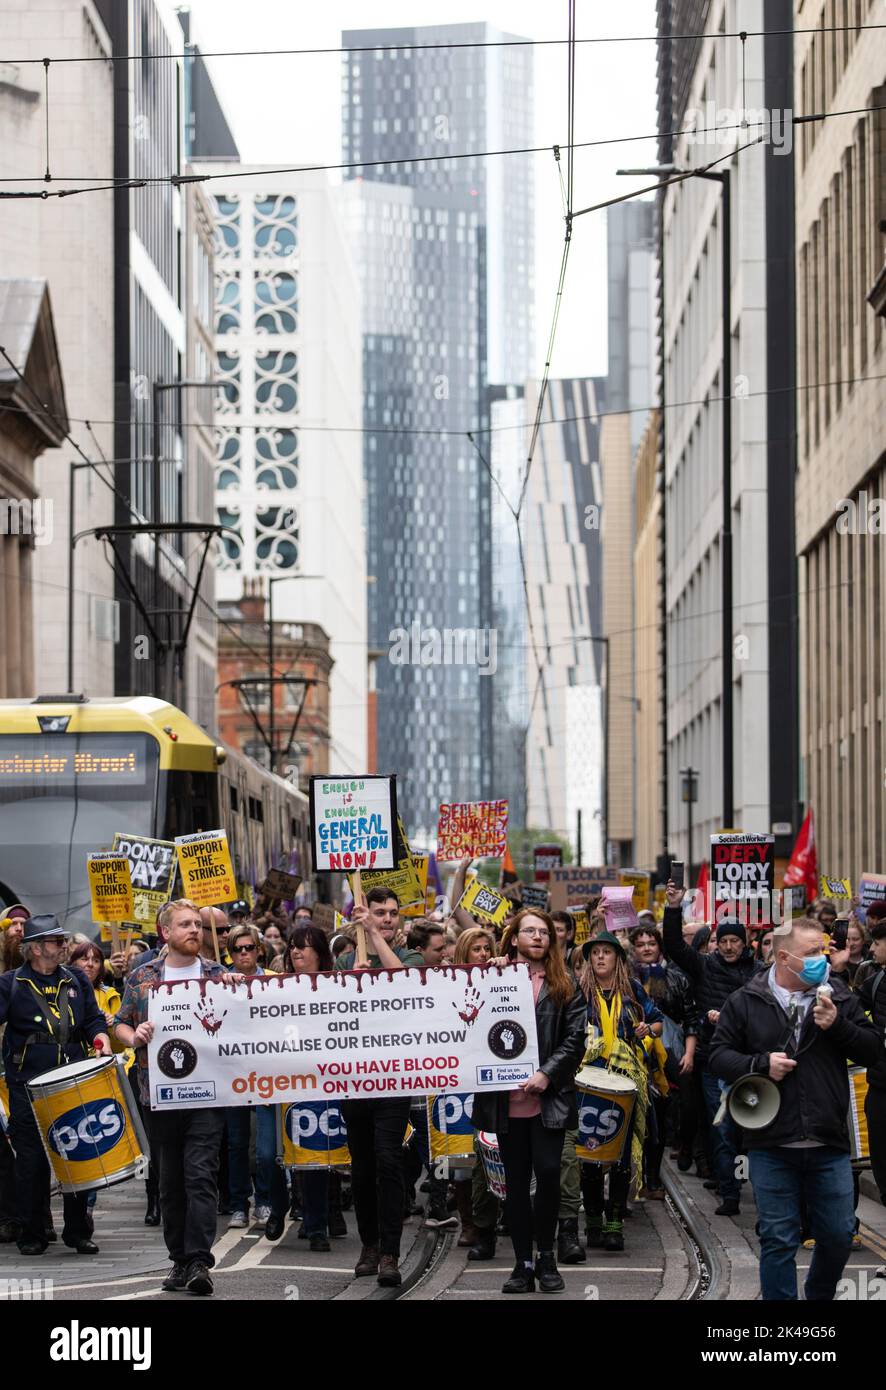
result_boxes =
[0,695,311,933]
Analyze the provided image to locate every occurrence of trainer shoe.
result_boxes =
[424,1211,458,1229]
[228,1210,249,1229]
[161,1263,188,1292]
[186,1262,214,1296]
[310,1234,331,1252]
[714,1200,740,1216]
[254,1205,271,1224]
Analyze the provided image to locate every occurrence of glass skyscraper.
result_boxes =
[342,23,534,841]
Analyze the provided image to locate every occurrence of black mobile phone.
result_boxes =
[671,860,685,888]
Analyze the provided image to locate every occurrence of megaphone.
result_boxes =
[713,1073,781,1130]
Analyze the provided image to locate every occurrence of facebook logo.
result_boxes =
[159,1087,173,1102]
[478,1067,493,1083]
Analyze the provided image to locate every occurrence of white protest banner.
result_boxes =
[710,832,774,920]
[310,775,397,872]
[146,963,539,1110]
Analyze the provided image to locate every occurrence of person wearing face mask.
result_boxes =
[662,881,757,1215]
[709,917,881,1301]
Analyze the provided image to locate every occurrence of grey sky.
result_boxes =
[171,1,657,379]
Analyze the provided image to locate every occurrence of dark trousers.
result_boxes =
[301,1170,330,1237]
[679,1065,712,1170]
[644,1093,669,1189]
[341,1097,411,1257]
[581,1104,636,1223]
[701,1067,741,1202]
[497,1116,565,1264]
[0,1129,17,1225]
[128,1068,157,1206]
[150,1107,224,1268]
[8,1080,90,1248]
[865,1085,886,1203]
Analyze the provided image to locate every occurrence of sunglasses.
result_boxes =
[231,943,257,954]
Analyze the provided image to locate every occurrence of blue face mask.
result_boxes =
[789,952,829,987]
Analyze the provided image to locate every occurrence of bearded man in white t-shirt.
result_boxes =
[115,898,242,1296]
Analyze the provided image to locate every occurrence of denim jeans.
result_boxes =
[701,1067,741,1202]
[226,1105,277,1211]
[749,1146,855,1300]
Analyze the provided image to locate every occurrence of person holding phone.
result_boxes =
[661,879,757,1215]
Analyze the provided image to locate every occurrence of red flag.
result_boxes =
[784,808,817,903]
[500,842,518,887]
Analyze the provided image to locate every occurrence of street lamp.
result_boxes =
[586,635,610,865]
[680,766,699,883]
[617,164,734,827]
[266,574,321,774]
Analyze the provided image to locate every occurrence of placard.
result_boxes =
[710,832,774,905]
[437,800,509,861]
[259,867,302,900]
[533,844,562,882]
[174,829,237,907]
[146,963,539,1110]
[111,833,177,927]
[601,885,638,933]
[859,874,886,910]
[521,884,551,912]
[402,853,430,918]
[346,815,422,907]
[619,869,651,912]
[87,852,134,923]
[310,775,397,872]
[549,866,620,914]
[820,875,852,900]
[460,877,511,927]
[571,908,591,947]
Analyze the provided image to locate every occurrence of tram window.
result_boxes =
[163,771,218,839]
[230,784,239,811]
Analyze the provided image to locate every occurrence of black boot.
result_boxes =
[557,1218,586,1264]
[535,1250,565,1292]
[145,1195,161,1226]
[467,1226,497,1261]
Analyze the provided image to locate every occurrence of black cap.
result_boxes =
[229,900,250,917]
[22,914,67,943]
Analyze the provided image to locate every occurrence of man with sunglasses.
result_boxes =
[0,914,110,1255]
[710,916,881,1300]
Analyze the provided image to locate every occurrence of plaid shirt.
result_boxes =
[115,949,228,1106]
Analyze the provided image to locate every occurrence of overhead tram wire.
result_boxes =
[4,19,884,64]
[0,102,880,190]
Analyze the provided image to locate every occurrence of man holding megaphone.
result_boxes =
[710,917,881,1301]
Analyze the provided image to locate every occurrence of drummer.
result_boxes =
[0,914,110,1256]
[577,931,665,1252]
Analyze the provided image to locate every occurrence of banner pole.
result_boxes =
[353,869,369,966]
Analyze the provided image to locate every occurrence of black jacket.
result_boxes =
[708,969,882,1150]
[661,907,756,1058]
[471,976,587,1135]
[0,963,105,1080]
[855,965,886,1091]
[635,960,699,1035]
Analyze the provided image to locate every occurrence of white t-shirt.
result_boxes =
[162,960,203,983]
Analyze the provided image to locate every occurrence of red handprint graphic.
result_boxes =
[195,996,227,1036]
[453,985,484,1026]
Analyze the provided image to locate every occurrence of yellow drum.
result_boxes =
[575,1066,637,1164]
[0,1073,9,1137]
[27,1056,148,1193]
[848,1066,869,1162]
[277,1100,351,1169]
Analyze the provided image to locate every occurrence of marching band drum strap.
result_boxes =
[10,970,74,1069]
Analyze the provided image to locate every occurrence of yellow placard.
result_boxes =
[653,886,667,922]
[402,853,431,918]
[99,924,144,945]
[820,875,852,900]
[87,853,135,923]
[619,870,651,911]
[174,829,237,907]
[461,877,510,927]
[347,817,423,908]
[571,908,590,946]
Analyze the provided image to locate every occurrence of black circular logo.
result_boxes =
[487,1020,527,1060]
[156,1039,198,1079]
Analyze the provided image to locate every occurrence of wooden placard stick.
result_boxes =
[121,929,132,959]
[211,918,221,965]
[353,869,369,966]
[110,922,121,957]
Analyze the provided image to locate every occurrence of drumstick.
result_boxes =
[353,870,369,967]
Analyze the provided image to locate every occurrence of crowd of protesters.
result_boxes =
[1,871,884,1301]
